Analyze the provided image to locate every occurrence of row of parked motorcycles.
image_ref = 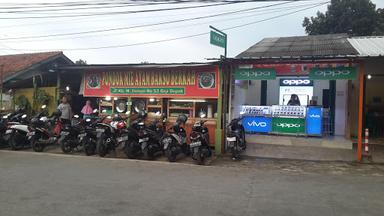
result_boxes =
[0,105,247,164]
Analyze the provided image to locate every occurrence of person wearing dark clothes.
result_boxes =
[287,94,301,106]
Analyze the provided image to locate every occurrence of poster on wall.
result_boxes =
[83,68,219,98]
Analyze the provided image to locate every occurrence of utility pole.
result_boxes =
[0,64,3,111]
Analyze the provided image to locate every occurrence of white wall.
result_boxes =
[334,80,348,136]
[313,80,329,106]
[266,79,279,105]
[245,80,261,105]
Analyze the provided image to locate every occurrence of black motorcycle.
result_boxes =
[59,110,99,156]
[190,117,211,165]
[226,117,246,160]
[96,113,129,157]
[161,114,190,162]
[124,112,166,160]
[1,108,29,147]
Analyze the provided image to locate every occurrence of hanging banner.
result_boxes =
[309,67,357,80]
[234,68,276,80]
[83,68,219,98]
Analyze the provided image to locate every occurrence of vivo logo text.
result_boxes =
[248,121,267,127]
[309,114,321,118]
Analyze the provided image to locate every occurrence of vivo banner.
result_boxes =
[279,78,313,86]
[306,107,323,136]
[242,116,272,133]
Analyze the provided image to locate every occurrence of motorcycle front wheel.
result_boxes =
[83,137,96,156]
[166,145,177,162]
[96,136,108,157]
[9,131,26,150]
[31,135,44,152]
[59,136,73,153]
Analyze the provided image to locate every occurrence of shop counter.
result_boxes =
[240,105,323,136]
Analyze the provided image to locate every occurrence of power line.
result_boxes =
[1,2,328,52]
[8,1,321,43]
[0,1,296,40]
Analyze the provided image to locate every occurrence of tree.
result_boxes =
[75,59,87,65]
[303,0,378,36]
[375,8,384,35]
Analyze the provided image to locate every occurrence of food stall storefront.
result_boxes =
[81,64,220,147]
[231,62,357,139]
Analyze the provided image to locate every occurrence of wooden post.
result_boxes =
[0,65,3,111]
[357,63,365,162]
[215,66,223,155]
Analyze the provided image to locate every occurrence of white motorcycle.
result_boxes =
[5,114,31,150]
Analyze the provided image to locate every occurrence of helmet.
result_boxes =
[176,114,188,124]
[116,121,126,130]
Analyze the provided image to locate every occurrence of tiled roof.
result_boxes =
[0,51,63,79]
[348,36,384,57]
[236,34,359,59]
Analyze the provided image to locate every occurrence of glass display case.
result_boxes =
[240,105,271,117]
[271,105,306,118]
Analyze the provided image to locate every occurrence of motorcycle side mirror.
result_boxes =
[86,118,91,122]
[21,114,27,119]
[74,115,79,119]
[93,109,98,113]
[125,111,131,115]
[41,105,47,109]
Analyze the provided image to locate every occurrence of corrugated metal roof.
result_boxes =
[348,36,384,57]
[236,34,359,59]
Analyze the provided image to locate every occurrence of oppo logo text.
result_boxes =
[282,79,310,86]
[241,71,271,77]
[315,70,351,77]
[276,123,301,128]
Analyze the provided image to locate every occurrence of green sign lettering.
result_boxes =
[272,117,305,134]
[234,68,276,80]
[210,31,226,48]
[110,87,185,95]
[309,67,357,80]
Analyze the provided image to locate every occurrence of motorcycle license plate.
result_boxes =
[117,136,128,143]
[60,131,70,136]
[96,129,105,133]
[5,129,12,134]
[226,137,236,142]
[190,141,202,148]
[139,137,149,143]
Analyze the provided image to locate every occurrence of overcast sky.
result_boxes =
[0,0,383,64]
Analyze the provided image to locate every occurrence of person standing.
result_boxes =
[81,100,93,119]
[57,96,72,125]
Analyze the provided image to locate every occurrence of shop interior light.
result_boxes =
[114,97,118,101]
[65,86,70,91]
[149,98,155,102]
[367,74,372,80]
[170,99,207,102]
[105,96,111,101]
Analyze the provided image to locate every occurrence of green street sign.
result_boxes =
[234,68,276,80]
[272,117,305,134]
[309,67,357,80]
[210,31,226,48]
[110,87,185,95]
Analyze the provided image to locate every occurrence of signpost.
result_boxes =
[209,26,227,58]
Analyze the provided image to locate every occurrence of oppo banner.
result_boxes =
[309,67,357,80]
[280,78,313,86]
[234,68,276,80]
[272,117,305,134]
[242,116,272,133]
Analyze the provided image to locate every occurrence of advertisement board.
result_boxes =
[234,68,276,80]
[83,68,219,98]
[272,117,305,134]
[306,107,323,136]
[309,67,357,80]
[242,116,272,133]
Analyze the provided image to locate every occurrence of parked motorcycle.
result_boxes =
[190,112,211,165]
[96,111,129,157]
[124,112,165,160]
[226,117,246,160]
[0,108,28,147]
[27,105,62,152]
[7,113,31,150]
[161,114,190,162]
[60,110,99,155]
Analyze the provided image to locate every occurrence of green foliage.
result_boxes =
[303,0,381,36]
[35,89,53,106]
[15,95,31,114]
[75,59,87,65]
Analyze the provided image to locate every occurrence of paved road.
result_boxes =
[1,151,384,216]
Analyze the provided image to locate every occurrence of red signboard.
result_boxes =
[83,67,219,98]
